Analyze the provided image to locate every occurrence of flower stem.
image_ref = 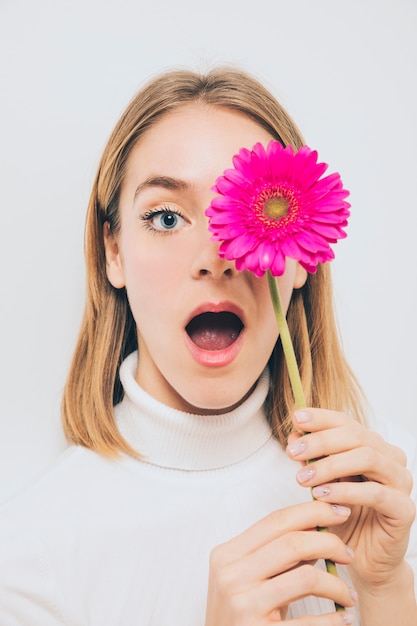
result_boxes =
[267,271,306,410]
[267,270,343,612]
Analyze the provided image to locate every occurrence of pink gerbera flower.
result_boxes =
[206,141,350,277]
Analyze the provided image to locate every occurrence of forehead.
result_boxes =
[124,104,274,186]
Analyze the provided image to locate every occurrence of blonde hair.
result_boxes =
[62,67,366,456]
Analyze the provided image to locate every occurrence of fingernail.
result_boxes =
[312,485,331,498]
[346,545,355,558]
[288,439,307,456]
[350,588,358,603]
[332,504,351,516]
[341,613,354,624]
[296,466,315,483]
[294,410,312,423]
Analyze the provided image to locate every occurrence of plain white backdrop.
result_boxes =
[0,0,416,504]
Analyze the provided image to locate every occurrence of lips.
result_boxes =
[184,303,245,367]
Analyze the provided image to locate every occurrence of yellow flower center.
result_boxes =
[263,196,289,220]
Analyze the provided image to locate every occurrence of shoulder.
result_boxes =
[0,445,136,527]
[0,514,76,625]
[0,445,136,624]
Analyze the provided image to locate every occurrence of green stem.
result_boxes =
[267,271,306,410]
[267,270,344,613]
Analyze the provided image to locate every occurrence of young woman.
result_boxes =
[0,68,415,625]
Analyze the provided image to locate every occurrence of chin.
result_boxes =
[177,377,257,415]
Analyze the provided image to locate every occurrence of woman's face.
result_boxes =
[104,104,306,413]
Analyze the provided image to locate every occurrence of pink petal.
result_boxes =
[270,249,286,276]
[206,139,349,277]
[269,146,293,183]
[234,146,252,166]
[252,142,267,160]
[236,247,265,276]
[221,233,257,258]
[256,240,276,272]
[299,259,319,273]
[214,177,240,196]
[210,224,247,240]
[301,160,329,190]
[309,223,348,239]
[309,172,344,197]
[296,230,331,252]
[281,237,304,259]
[206,210,238,225]
[222,168,249,188]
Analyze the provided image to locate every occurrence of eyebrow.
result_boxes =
[134,175,190,199]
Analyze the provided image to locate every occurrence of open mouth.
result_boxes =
[185,312,244,351]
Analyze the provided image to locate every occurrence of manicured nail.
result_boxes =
[341,613,354,624]
[294,410,312,423]
[332,504,351,516]
[312,485,331,498]
[288,439,307,456]
[297,466,315,483]
[346,545,355,559]
[350,588,358,603]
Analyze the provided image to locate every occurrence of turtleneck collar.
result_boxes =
[115,351,273,471]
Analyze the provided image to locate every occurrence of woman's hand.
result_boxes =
[286,409,416,593]
[205,501,357,625]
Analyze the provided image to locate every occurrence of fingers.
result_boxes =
[281,611,355,625]
[230,528,354,584]
[286,408,415,534]
[288,421,405,467]
[208,546,357,625]
[258,563,357,615]
[294,447,412,494]
[287,409,412,494]
[213,563,356,624]
[206,501,357,625]
[291,409,407,465]
[311,481,416,526]
[212,501,351,562]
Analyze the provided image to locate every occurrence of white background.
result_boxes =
[0,0,416,504]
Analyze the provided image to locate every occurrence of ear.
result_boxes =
[103,221,125,289]
[293,262,308,289]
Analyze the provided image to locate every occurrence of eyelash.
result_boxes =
[139,205,185,234]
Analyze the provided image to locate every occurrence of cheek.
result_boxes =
[122,245,184,322]
[248,277,278,346]
[277,262,298,310]
[250,266,296,318]
[247,265,296,348]
[276,276,295,311]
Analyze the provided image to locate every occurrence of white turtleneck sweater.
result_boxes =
[0,352,415,625]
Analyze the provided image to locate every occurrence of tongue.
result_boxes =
[186,312,242,351]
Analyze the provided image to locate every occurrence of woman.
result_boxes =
[0,67,415,625]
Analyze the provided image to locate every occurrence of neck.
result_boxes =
[115,351,273,471]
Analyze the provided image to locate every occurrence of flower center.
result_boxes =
[263,196,289,220]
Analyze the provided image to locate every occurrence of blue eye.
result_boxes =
[154,212,181,230]
[141,206,186,233]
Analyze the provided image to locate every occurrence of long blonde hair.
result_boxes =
[62,67,365,456]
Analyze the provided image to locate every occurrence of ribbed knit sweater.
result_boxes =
[0,351,415,624]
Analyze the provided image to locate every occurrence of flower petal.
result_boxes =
[206,140,349,275]
[270,248,286,276]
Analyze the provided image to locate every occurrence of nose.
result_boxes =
[191,225,238,280]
